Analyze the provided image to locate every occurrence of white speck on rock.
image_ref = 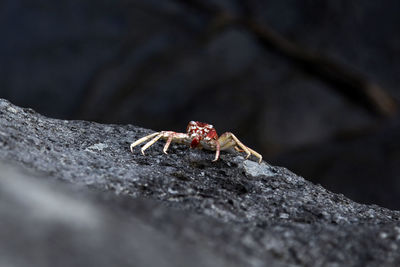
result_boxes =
[279,213,289,219]
[168,188,179,194]
[85,143,108,152]
[243,160,274,177]
[380,232,388,239]
[7,106,18,114]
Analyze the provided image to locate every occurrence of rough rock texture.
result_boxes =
[0,162,230,267]
[1,98,400,266]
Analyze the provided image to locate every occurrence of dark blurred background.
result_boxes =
[1,0,399,209]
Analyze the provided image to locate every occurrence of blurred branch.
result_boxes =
[176,0,397,117]
[242,18,397,117]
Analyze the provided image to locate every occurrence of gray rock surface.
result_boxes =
[1,98,400,266]
[0,162,230,267]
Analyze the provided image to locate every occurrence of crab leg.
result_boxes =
[140,133,163,155]
[212,140,221,162]
[234,146,243,152]
[163,135,174,154]
[219,132,262,163]
[228,133,252,159]
[244,147,262,163]
[130,132,160,152]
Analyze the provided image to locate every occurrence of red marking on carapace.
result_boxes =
[194,121,209,127]
[186,121,218,147]
[206,128,218,140]
[187,121,214,133]
[190,137,200,148]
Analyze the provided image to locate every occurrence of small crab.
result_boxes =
[130,121,262,163]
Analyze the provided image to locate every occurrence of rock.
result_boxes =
[0,98,399,266]
[0,161,230,267]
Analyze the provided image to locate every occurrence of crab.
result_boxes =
[130,121,262,163]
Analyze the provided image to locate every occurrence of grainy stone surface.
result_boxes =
[0,162,232,267]
[0,98,400,267]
